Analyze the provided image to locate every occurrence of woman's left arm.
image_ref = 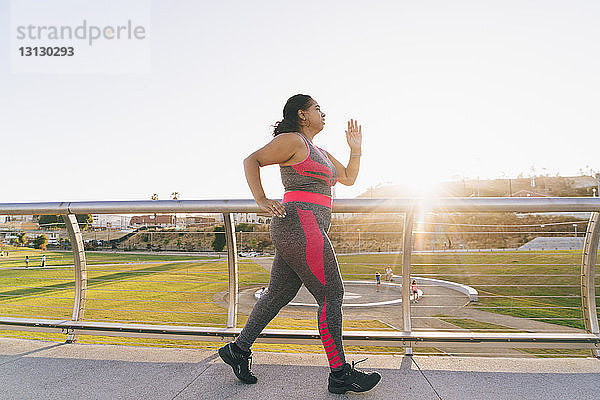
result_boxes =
[325,119,362,186]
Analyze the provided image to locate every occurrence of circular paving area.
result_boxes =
[252,280,424,308]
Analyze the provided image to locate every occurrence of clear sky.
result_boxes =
[1,0,599,203]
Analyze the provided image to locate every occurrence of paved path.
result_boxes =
[1,337,599,400]
[249,257,276,272]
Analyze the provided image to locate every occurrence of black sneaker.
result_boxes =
[328,358,381,394]
[218,342,258,384]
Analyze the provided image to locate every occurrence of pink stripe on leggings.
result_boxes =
[296,206,326,285]
[318,298,343,369]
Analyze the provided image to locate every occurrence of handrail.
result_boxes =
[1,317,598,347]
[1,197,600,215]
[0,197,599,357]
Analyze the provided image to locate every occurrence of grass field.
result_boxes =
[434,315,523,332]
[0,246,213,268]
[338,251,600,330]
[0,246,598,357]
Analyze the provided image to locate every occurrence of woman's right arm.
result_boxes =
[243,134,302,218]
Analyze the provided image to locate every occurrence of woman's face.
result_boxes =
[300,100,326,132]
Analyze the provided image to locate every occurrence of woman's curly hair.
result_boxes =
[272,94,314,136]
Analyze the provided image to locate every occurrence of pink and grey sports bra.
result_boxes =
[280,132,338,203]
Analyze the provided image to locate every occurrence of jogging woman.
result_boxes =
[219,94,381,394]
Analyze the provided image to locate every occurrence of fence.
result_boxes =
[0,197,599,357]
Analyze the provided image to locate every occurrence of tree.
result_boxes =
[16,232,27,247]
[236,223,254,232]
[171,192,180,227]
[256,239,272,252]
[212,225,226,252]
[36,214,93,230]
[38,215,60,229]
[32,235,48,250]
[59,237,70,249]
[151,194,159,220]
[176,237,183,250]
[79,214,93,230]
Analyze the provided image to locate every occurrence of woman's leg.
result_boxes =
[276,205,346,371]
[234,252,302,352]
[318,232,345,370]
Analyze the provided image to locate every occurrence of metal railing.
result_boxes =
[0,197,599,356]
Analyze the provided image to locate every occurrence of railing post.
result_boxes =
[61,214,87,343]
[581,212,600,358]
[223,213,238,328]
[402,208,415,355]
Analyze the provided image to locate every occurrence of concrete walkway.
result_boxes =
[1,337,599,400]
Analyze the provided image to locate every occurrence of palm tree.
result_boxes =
[151,194,159,222]
[171,192,180,228]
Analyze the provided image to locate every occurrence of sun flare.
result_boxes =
[393,170,443,198]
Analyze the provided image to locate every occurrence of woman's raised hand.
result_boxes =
[346,119,362,151]
[256,197,287,218]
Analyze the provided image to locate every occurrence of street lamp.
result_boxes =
[573,223,578,238]
[357,228,361,254]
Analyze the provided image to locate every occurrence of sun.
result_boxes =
[397,170,443,198]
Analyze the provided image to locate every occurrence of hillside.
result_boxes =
[357,175,599,198]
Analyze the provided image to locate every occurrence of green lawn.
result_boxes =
[0,246,214,268]
[0,249,395,352]
[434,315,523,332]
[337,251,597,330]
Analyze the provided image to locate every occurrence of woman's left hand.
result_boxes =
[346,119,362,151]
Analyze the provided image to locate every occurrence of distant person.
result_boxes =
[411,280,419,303]
[41,255,46,268]
[25,255,29,268]
[218,94,380,394]
[375,272,381,292]
[0,251,3,257]
[385,266,392,281]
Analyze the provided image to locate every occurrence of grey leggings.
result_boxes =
[235,201,345,370]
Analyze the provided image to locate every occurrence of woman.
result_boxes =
[412,280,419,302]
[218,94,381,394]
